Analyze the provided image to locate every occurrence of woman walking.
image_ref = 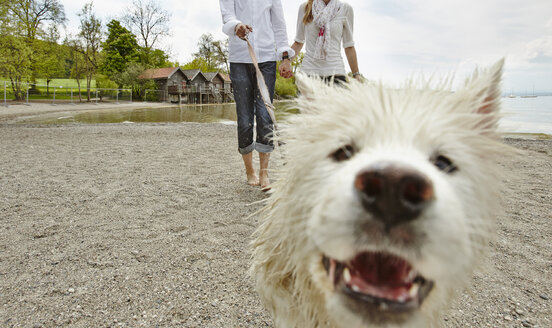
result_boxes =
[291,0,361,84]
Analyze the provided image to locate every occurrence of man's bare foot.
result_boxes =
[259,169,270,191]
[247,171,260,186]
[259,152,271,191]
[242,152,259,186]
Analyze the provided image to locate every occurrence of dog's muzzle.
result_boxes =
[320,164,436,322]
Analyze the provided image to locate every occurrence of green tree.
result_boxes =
[192,33,228,72]
[6,0,66,41]
[64,36,87,102]
[0,34,33,100]
[95,73,117,101]
[182,57,218,72]
[78,2,102,101]
[116,62,154,100]
[35,26,66,96]
[0,1,10,34]
[212,39,229,73]
[96,74,117,89]
[193,34,216,68]
[139,48,170,68]
[101,19,139,79]
[1,0,66,100]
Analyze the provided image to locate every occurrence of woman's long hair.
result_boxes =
[303,0,314,24]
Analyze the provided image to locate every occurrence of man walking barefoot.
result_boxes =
[220,0,294,190]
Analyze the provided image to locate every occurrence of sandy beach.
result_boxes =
[0,104,550,327]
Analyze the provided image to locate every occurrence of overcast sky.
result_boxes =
[61,0,552,94]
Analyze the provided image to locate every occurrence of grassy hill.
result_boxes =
[35,79,96,89]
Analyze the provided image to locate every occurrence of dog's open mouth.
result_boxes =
[323,252,434,313]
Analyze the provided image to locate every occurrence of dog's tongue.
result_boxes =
[351,252,412,285]
[346,252,416,301]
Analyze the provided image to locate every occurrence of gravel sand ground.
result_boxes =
[0,114,550,327]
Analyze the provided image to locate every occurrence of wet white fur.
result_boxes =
[251,60,511,327]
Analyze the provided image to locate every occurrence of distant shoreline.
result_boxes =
[0,101,180,123]
[502,94,552,97]
[504,132,551,140]
[1,101,550,140]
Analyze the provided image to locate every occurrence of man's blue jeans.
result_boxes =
[230,61,276,154]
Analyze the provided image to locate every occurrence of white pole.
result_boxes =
[116,89,119,104]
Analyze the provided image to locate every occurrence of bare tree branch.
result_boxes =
[121,0,170,50]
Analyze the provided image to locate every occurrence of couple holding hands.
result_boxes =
[219,0,360,190]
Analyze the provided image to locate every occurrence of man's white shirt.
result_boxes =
[220,0,295,63]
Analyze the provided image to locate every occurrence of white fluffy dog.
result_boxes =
[251,60,511,327]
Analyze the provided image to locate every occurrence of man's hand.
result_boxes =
[279,59,293,79]
[235,23,253,40]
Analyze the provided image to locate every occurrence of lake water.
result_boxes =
[500,96,552,135]
[22,97,552,135]
[23,102,299,125]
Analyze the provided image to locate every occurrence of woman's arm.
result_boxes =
[342,4,361,80]
[291,41,304,59]
[345,46,361,81]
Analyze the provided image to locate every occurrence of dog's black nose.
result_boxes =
[354,165,434,227]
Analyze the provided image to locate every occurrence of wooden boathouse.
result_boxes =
[140,67,233,104]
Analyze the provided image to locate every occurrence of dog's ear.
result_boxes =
[473,59,504,115]
[460,58,504,132]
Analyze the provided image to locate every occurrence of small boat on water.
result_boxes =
[521,86,538,98]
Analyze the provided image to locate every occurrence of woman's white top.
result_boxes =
[220,0,294,63]
[295,2,354,76]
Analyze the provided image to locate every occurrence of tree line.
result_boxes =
[0,0,299,102]
[0,0,176,102]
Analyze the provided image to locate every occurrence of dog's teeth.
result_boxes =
[351,284,360,293]
[409,283,420,298]
[379,302,388,311]
[407,269,416,282]
[398,295,406,303]
[343,268,351,284]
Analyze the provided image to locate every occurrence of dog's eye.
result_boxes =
[331,145,356,162]
[433,155,458,173]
